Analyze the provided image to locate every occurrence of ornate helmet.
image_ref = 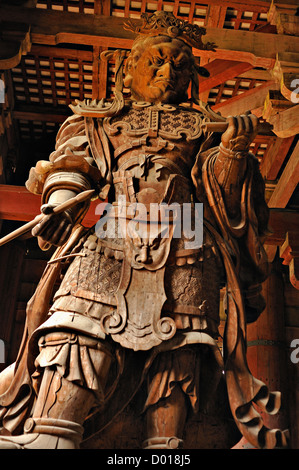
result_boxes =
[124,11,216,51]
[70,11,216,116]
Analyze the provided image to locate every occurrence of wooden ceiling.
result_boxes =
[0,0,298,284]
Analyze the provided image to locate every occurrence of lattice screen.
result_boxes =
[208,77,267,106]
[35,0,269,31]
[250,135,275,163]
[17,120,60,142]
[11,53,93,107]
[36,0,95,13]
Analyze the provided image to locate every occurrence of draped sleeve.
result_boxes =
[191,140,288,449]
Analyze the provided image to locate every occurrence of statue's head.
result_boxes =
[124,35,194,104]
[123,11,216,105]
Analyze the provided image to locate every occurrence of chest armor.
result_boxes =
[101,102,204,267]
[103,101,204,175]
[95,103,212,351]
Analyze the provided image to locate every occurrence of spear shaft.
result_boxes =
[201,120,272,135]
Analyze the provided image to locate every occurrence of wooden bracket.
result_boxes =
[268,2,299,36]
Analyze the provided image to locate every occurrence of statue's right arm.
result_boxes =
[25,114,103,250]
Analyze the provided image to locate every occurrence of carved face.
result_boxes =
[125,37,194,104]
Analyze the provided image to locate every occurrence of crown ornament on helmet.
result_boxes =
[124,11,217,51]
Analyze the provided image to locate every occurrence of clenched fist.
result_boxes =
[32,204,74,250]
[221,114,259,153]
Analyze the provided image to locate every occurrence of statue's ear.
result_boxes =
[123,56,134,88]
[123,73,133,88]
[193,57,210,77]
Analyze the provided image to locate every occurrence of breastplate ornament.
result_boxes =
[104,101,204,142]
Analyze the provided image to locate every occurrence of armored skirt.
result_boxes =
[34,218,225,413]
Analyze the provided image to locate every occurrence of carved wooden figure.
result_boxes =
[0,12,289,449]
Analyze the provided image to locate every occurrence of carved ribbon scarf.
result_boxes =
[201,150,288,449]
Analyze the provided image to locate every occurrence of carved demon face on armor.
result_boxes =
[124,36,194,104]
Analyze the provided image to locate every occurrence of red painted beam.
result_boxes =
[0,185,298,244]
[198,59,253,93]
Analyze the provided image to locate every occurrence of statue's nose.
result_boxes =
[157,62,175,80]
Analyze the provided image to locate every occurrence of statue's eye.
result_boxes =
[174,61,185,70]
[152,57,164,66]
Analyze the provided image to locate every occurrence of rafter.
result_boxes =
[198,59,253,94]
[212,80,278,117]
[264,103,299,138]
[205,4,227,28]
[93,0,111,16]
[1,5,299,70]
[13,107,69,123]
[260,135,294,180]
[268,140,299,208]
[265,208,299,246]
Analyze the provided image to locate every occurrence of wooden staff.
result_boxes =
[0,189,95,248]
[201,120,273,135]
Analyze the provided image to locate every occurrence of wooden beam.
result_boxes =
[0,32,31,70]
[0,184,101,227]
[265,103,299,138]
[266,209,299,246]
[268,2,299,35]
[30,44,93,61]
[205,5,227,29]
[260,135,294,180]
[268,140,299,208]
[198,59,253,93]
[0,7,134,49]
[1,6,299,69]
[0,185,297,244]
[239,69,272,81]
[13,106,69,123]
[212,80,278,116]
[92,45,101,101]
[0,185,41,221]
[270,52,299,103]
[93,0,111,16]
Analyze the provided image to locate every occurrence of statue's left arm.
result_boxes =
[212,114,259,222]
[197,114,270,322]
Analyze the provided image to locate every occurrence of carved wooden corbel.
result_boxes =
[0,0,35,70]
[267,2,299,36]
[280,231,299,290]
[263,4,299,136]
[263,90,299,138]
[269,52,299,103]
[0,32,31,70]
